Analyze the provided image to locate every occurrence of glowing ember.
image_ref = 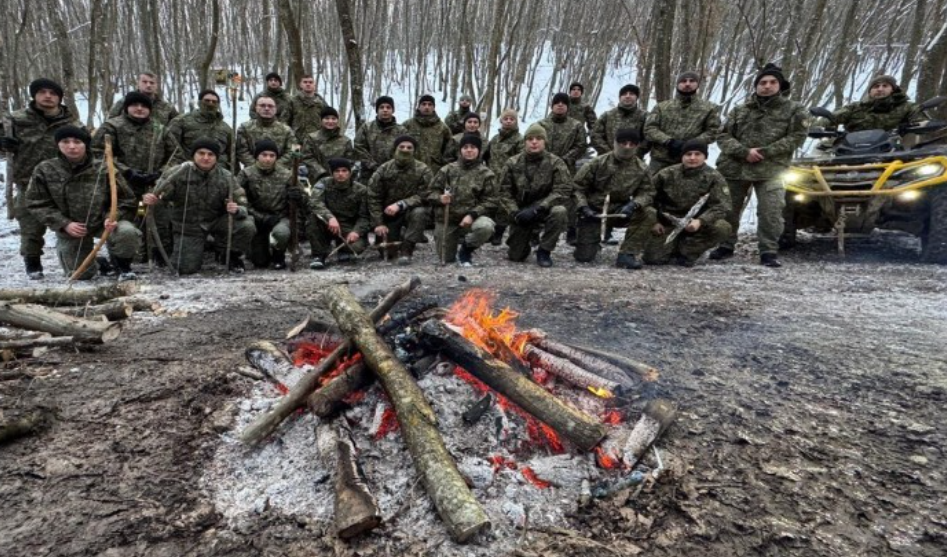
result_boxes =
[587,386,615,399]
[489,454,517,471]
[594,447,623,470]
[373,406,400,440]
[292,341,363,387]
[602,410,623,425]
[521,467,552,489]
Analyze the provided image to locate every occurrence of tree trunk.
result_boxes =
[919,20,947,105]
[197,0,221,91]
[277,0,307,87]
[0,302,121,344]
[56,301,133,321]
[49,9,81,119]
[0,282,139,306]
[85,0,103,128]
[478,0,507,136]
[335,0,366,130]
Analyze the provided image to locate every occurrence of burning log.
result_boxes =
[327,424,382,538]
[522,344,623,397]
[419,320,608,452]
[240,277,421,446]
[560,341,660,383]
[56,301,134,321]
[0,302,121,344]
[326,284,490,543]
[0,409,53,445]
[462,393,494,424]
[528,336,634,388]
[0,282,139,306]
[622,399,677,468]
[307,362,372,418]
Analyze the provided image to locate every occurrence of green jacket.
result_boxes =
[367,158,432,226]
[538,114,588,171]
[496,150,573,216]
[354,117,408,171]
[573,153,654,211]
[236,117,296,168]
[832,92,924,132]
[567,97,597,131]
[591,105,649,157]
[427,159,497,224]
[92,114,176,178]
[281,92,328,141]
[644,94,721,164]
[27,153,138,235]
[239,164,292,221]
[165,109,234,169]
[108,93,179,125]
[484,127,523,176]
[309,177,370,234]
[651,163,731,224]
[153,162,248,235]
[250,87,292,119]
[301,127,355,181]
[2,102,81,186]
[717,94,808,181]
[404,112,452,171]
[445,107,473,135]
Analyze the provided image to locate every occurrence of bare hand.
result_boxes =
[440,193,452,206]
[746,148,764,163]
[651,223,665,236]
[328,217,341,235]
[345,231,360,243]
[226,200,239,214]
[104,219,118,232]
[460,215,473,228]
[143,193,159,206]
[384,203,401,216]
[65,222,88,238]
[374,225,389,237]
[685,219,702,232]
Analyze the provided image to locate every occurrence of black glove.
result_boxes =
[0,136,21,151]
[261,215,281,229]
[666,139,685,158]
[514,206,540,225]
[286,187,303,202]
[123,169,149,187]
[620,201,637,217]
[579,206,598,221]
[142,171,162,186]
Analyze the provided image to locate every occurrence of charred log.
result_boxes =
[333,425,382,538]
[307,362,372,418]
[622,399,677,468]
[529,336,634,387]
[522,344,623,396]
[559,341,660,382]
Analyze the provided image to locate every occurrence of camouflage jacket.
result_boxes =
[538,114,588,171]
[282,92,328,141]
[165,109,234,168]
[92,115,177,179]
[108,93,179,125]
[236,117,296,168]
[354,117,407,171]
[445,130,484,163]
[27,153,137,235]
[403,112,452,171]
[308,177,370,234]
[301,127,355,180]
[651,163,731,224]
[832,92,924,132]
[445,107,473,135]
[717,94,808,181]
[567,98,597,131]
[427,159,497,225]
[152,162,248,235]
[2,102,80,186]
[573,153,654,211]
[367,158,433,226]
[484,127,523,176]
[644,94,721,164]
[591,104,649,157]
[496,151,573,215]
[239,163,292,221]
[250,87,291,119]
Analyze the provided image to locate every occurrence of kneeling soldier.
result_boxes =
[27,126,141,280]
[307,158,370,269]
[240,139,295,269]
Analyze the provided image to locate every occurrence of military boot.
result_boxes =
[271,250,287,270]
[24,256,44,280]
[708,246,734,260]
[565,226,577,246]
[151,247,168,267]
[229,251,246,274]
[114,257,138,282]
[536,247,553,268]
[97,256,117,277]
[457,243,475,267]
[309,256,326,270]
[490,225,506,246]
[397,243,414,266]
[760,253,782,268]
[615,253,642,270]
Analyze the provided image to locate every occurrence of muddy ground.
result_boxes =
[1,231,945,557]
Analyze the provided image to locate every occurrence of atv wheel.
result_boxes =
[921,187,947,263]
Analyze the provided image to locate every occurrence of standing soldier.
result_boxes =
[240,139,296,269]
[404,94,452,172]
[367,136,432,265]
[282,74,328,141]
[306,158,370,270]
[0,78,81,279]
[592,84,649,158]
[644,71,721,174]
[426,134,496,266]
[445,112,484,163]
[165,89,234,168]
[445,94,475,135]
[355,96,407,182]
[143,138,256,274]
[567,82,597,133]
[496,123,572,267]
[483,108,523,245]
[573,129,654,269]
[540,92,588,245]
[711,64,808,268]
[250,72,291,119]
[27,126,141,280]
[108,71,179,125]
[236,96,295,169]
[643,141,731,266]
[301,106,355,181]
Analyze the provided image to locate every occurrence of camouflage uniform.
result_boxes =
[235,117,296,169]
[2,103,80,258]
[403,112,452,172]
[592,105,649,157]
[445,107,473,135]
[572,153,654,262]
[301,127,355,181]
[26,154,141,279]
[367,157,432,256]
[717,94,808,255]
[165,109,234,169]
[282,92,328,141]
[538,114,588,172]
[306,176,371,259]
[426,159,497,263]
[483,127,523,227]
[831,92,924,132]
[92,114,176,195]
[643,163,732,264]
[250,87,291,119]
[354,118,408,181]
[567,98,597,132]
[496,151,572,261]
[445,130,484,164]
[644,94,721,173]
[239,163,293,267]
[152,162,255,274]
[108,94,179,125]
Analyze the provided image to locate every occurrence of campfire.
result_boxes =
[207,278,677,550]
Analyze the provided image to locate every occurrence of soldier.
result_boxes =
[306,158,370,270]
[642,141,731,266]
[354,96,407,182]
[445,94,475,135]
[496,123,572,267]
[282,74,328,141]
[367,135,432,265]
[541,92,589,245]
[301,106,355,181]
[573,129,654,269]
[107,71,179,125]
[0,78,81,279]
[165,89,234,168]
[592,84,649,157]
[567,82,597,132]
[27,126,141,281]
[830,75,924,132]
[249,72,291,119]
[236,96,295,169]
[143,138,255,274]
[483,108,523,245]
[404,94,452,172]
[712,64,808,268]
[445,112,484,163]
[644,71,721,174]
[240,139,296,269]
[427,134,496,266]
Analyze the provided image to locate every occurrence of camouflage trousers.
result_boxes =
[379,206,429,253]
[56,221,142,280]
[249,216,292,268]
[573,210,650,262]
[721,179,785,255]
[642,215,731,264]
[307,218,367,259]
[15,189,47,258]
[434,216,495,263]
[170,216,256,275]
[507,205,568,261]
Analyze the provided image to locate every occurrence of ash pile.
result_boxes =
[204,277,680,555]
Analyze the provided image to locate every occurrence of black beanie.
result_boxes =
[754,63,790,92]
[393,134,417,150]
[254,138,280,158]
[458,134,482,151]
[569,82,584,93]
[680,140,708,158]
[265,72,283,85]
[29,78,64,100]
[123,91,154,111]
[551,92,570,107]
[375,96,395,111]
[198,89,220,102]
[328,158,353,172]
[677,71,700,84]
[191,137,221,158]
[615,128,641,144]
[619,84,641,97]
[463,112,482,124]
[418,94,436,106]
[54,125,91,147]
[320,106,340,119]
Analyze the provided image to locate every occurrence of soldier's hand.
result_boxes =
[579,206,598,221]
[0,136,21,151]
[746,148,764,163]
[142,193,159,206]
[440,193,452,206]
[104,218,118,232]
[286,187,303,202]
[64,222,87,238]
[328,217,341,235]
[651,223,665,236]
[374,225,389,237]
[226,200,239,214]
[345,231,360,243]
[620,201,637,217]
[514,206,539,225]
[460,215,473,228]
[666,139,685,157]
[384,203,401,216]
[685,219,702,232]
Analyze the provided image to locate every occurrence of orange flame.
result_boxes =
[446,290,530,358]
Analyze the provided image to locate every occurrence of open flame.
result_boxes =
[445,289,532,359]
[587,386,615,399]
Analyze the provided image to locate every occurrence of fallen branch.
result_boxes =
[307,362,372,418]
[522,344,623,396]
[528,336,633,387]
[0,302,121,344]
[0,282,139,306]
[560,341,660,382]
[112,295,161,312]
[56,301,133,321]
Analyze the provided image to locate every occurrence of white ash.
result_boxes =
[622,414,662,466]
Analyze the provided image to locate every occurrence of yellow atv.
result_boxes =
[781,97,947,262]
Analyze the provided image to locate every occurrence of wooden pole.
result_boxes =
[0,302,121,344]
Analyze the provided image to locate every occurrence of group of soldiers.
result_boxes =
[0,65,927,280]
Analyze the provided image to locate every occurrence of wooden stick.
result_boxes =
[112,295,160,312]
[307,362,372,418]
[0,302,121,344]
[529,336,633,387]
[523,344,623,395]
[333,424,382,538]
[56,301,133,321]
[0,282,139,306]
[622,399,677,468]
[559,341,660,382]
